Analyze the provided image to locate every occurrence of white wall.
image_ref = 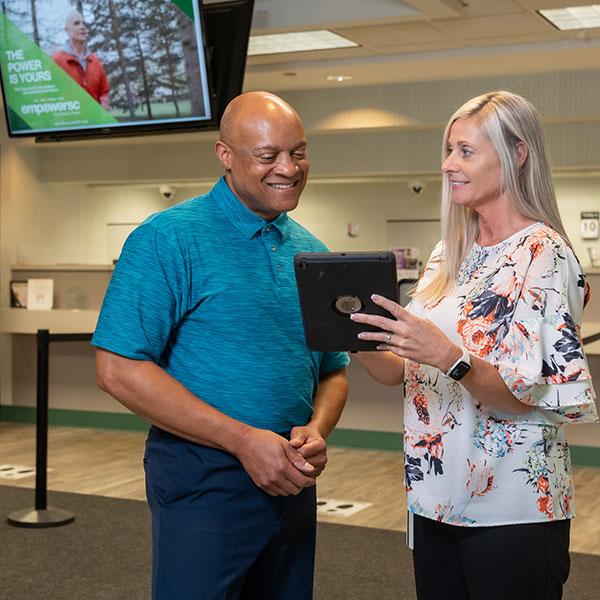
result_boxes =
[6,174,599,270]
[2,157,600,442]
[555,177,600,269]
[2,71,600,439]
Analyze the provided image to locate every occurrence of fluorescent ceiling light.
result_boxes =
[248,30,358,56]
[539,5,600,30]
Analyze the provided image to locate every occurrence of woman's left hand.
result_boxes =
[350,294,460,371]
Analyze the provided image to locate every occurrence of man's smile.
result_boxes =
[267,181,298,189]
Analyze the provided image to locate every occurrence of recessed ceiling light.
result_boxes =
[325,75,354,82]
[539,5,600,30]
[248,30,358,56]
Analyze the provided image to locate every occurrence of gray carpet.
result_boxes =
[1,485,598,599]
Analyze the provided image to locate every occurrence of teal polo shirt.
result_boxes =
[92,176,349,432]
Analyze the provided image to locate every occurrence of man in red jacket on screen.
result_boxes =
[51,11,110,110]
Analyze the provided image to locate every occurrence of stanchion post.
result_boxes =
[35,328,50,511]
[7,329,75,528]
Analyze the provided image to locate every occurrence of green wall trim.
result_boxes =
[569,444,600,468]
[1,406,599,467]
[327,428,403,452]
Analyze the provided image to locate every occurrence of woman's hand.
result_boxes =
[351,295,532,414]
[350,294,461,372]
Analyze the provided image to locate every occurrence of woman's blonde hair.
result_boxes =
[414,90,569,303]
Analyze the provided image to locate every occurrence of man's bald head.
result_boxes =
[64,10,87,47]
[214,91,309,222]
[219,92,301,147]
[65,10,84,26]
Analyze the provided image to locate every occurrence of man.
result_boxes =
[51,11,110,109]
[93,91,349,599]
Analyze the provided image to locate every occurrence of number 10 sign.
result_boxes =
[581,212,599,240]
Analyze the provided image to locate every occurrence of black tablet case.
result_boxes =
[294,251,398,352]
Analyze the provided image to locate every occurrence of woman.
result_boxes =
[351,91,597,600]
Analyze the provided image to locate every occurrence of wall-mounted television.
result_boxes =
[0,0,254,141]
[203,0,254,126]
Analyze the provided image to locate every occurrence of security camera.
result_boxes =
[159,184,175,201]
[409,180,426,195]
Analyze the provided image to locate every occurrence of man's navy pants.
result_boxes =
[144,426,317,600]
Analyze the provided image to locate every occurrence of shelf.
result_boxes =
[11,264,114,272]
[0,308,99,334]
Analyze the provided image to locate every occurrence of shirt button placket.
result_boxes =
[270,244,278,279]
[264,226,280,285]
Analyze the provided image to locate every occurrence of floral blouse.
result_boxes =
[406,222,597,526]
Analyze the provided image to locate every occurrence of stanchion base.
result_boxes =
[7,506,75,528]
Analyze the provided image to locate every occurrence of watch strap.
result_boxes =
[444,348,471,381]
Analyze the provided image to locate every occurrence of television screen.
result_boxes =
[0,0,214,140]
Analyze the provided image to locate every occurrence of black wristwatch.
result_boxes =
[444,348,471,381]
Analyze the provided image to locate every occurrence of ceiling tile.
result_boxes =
[436,0,527,17]
[433,12,557,38]
[251,0,418,31]
[247,46,376,66]
[514,0,584,9]
[370,40,466,54]
[336,21,453,48]
[468,31,564,46]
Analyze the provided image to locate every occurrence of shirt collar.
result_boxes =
[63,40,91,61]
[212,175,289,241]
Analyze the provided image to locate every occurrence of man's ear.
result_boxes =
[215,141,232,170]
[516,141,528,168]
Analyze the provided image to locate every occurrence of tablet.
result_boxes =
[294,251,398,352]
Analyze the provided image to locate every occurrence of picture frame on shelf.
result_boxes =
[10,280,28,308]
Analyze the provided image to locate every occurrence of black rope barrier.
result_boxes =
[582,332,600,346]
[4,326,599,527]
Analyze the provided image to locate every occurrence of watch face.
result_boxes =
[449,361,471,381]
